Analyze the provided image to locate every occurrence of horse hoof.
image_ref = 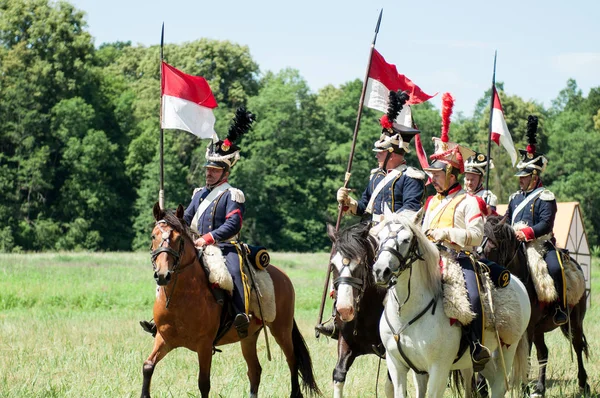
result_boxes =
[530,392,544,398]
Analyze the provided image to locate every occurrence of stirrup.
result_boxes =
[553,306,568,326]
[140,320,157,338]
[315,321,338,340]
[471,342,491,372]
[233,313,250,339]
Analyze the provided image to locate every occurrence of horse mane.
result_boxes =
[161,211,195,245]
[334,221,380,288]
[387,213,442,297]
[484,215,518,264]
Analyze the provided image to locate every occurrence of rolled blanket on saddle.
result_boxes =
[441,255,523,345]
[513,223,585,306]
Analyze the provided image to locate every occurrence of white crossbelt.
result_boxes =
[511,187,544,225]
[190,183,231,234]
[365,166,405,214]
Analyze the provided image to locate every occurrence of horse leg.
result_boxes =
[564,317,590,395]
[240,331,262,397]
[426,363,452,398]
[332,336,357,398]
[384,372,394,398]
[141,334,172,398]
[197,342,214,398]
[531,332,548,398]
[269,323,301,398]
[412,372,428,398]
[384,352,410,398]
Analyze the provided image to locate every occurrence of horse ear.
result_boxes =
[499,214,508,225]
[153,202,164,221]
[411,208,424,225]
[175,204,184,220]
[383,204,393,218]
[326,223,337,243]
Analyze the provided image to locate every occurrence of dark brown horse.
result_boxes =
[142,203,320,398]
[325,222,391,397]
[483,216,590,397]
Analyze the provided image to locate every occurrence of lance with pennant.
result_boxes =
[315,9,383,337]
[159,22,165,210]
[483,50,497,199]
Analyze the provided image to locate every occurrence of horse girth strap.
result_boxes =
[384,297,437,375]
[334,276,363,290]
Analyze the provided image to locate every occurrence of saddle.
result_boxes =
[201,244,277,323]
[514,225,585,306]
[440,254,524,345]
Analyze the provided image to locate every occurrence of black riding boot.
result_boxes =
[233,312,250,339]
[315,321,339,340]
[140,320,157,337]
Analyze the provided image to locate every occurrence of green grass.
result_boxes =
[0,252,598,397]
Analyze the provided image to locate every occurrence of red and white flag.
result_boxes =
[161,62,218,139]
[364,49,435,125]
[490,86,517,166]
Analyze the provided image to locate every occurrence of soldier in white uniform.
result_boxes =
[464,152,498,217]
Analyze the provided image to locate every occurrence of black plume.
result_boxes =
[526,115,538,146]
[227,107,255,143]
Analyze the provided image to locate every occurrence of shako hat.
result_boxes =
[515,115,547,177]
[373,90,420,154]
[205,107,255,170]
[464,152,494,176]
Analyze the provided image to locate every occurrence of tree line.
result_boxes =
[1,0,599,253]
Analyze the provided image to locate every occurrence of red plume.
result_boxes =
[441,92,454,143]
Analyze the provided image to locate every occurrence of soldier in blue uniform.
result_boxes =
[316,91,426,338]
[336,91,426,223]
[141,108,255,339]
[506,115,567,326]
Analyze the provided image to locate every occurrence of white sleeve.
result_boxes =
[447,196,484,248]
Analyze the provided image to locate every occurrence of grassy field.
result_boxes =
[0,252,598,397]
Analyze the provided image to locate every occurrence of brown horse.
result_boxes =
[141,203,320,398]
[483,216,590,397]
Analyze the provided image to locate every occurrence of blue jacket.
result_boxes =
[506,188,556,241]
[183,184,245,243]
[356,165,426,215]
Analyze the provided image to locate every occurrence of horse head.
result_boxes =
[327,221,377,322]
[483,215,522,272]
[151,202,190,286]
[372,211,421,287]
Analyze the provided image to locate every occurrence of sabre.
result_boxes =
[316,9,384,338]
[472,255,509,390]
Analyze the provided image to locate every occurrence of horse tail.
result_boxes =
[511,332,530,388]
[449,370,464,397]
[291,319,321,396]
[560,325,590,360]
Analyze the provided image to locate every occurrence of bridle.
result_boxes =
[150,220,185,274]
[331,234,378,334]
[150,219,191,308]
[375,222,424,288]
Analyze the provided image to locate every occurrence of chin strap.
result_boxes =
[207,169,229,189]
[382,150,392,172]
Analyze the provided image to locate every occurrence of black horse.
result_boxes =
[483,216,590,397]
[324,221,391,397]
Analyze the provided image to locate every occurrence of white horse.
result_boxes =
[371,211,531,398]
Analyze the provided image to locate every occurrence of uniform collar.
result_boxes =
[385,162,407,175]
[437,183,462,198]
[207,178,228,191]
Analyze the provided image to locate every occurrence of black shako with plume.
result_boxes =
[373,90,419,154]
[205,107,256,170]
[515,114,547,177]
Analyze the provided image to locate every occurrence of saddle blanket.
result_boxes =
[203,245,276,323]
[441,254,524,345]
[513,224,585,306]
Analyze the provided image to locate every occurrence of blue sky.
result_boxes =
[70,0,600,115]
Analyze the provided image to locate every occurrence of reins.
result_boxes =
[150,219,195,308]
